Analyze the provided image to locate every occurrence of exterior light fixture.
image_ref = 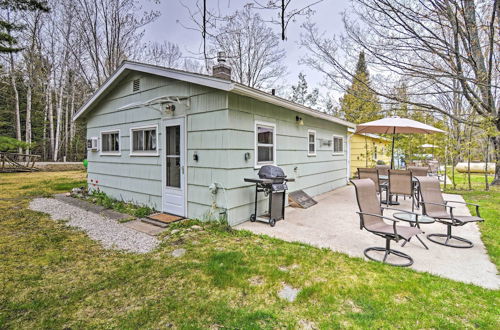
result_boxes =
[296,116,304,126]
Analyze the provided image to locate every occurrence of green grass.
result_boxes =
[0,171,499,328]
[443,169,500,269]
[445,167,494,190]
[445,188,500,269]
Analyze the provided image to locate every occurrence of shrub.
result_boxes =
[88,190,154,218]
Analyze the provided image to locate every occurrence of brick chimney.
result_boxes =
[212,51,231,80]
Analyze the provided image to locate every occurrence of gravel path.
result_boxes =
[30,198,159,253]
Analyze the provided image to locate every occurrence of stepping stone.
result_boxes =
[172,248,186,258]
[141,218,169,228]
[278,284,299,302]
[123,220,166,236]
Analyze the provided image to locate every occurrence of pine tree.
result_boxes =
[290,72,319,109]
[0,0,49,54]
[339,51,382,124]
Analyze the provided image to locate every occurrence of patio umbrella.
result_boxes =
[355,116,445,168]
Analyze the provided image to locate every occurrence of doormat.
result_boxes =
[148,213,183,224]
[288,190,317,209]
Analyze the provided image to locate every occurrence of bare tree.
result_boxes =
[212,6,286,88]
[73,0,159,87]
[251,0,324,40]
[302,0,500,184]
[140,41,182,68]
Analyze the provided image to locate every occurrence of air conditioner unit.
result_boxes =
[87,137,98,151]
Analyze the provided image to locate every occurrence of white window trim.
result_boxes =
[100,129,121,156]
[307,129,316,156]
[129,124,159,156]
[254,120,277,168]
[332,134,345,155]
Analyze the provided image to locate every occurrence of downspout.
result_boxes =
[347,127,355,182]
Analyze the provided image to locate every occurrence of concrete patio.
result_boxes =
[236,185,499,290]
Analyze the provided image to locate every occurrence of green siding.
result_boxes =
[85,71,349,227]
[224,93,348,225]
[86,72,230,219]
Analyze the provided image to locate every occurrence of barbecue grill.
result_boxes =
[244,165,294,227]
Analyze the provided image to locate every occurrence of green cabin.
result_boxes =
[74,61,355,226]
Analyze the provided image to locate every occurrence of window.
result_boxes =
[255,121,276,166]
[130,125,158,156]
[101,130,120,155]
[308,130,316,156]
[333,135,344,154]
[373,145,378,160]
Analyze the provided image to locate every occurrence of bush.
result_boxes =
[88,190,154,218]
[376,160,386,165]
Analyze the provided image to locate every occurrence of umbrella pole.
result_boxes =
[390,127,396,169]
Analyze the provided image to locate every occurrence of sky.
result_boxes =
[140,0,351,100]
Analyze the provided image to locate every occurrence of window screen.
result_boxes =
[333,136,344,154]
[101,131,119,153]
[308,131,316,155]
[132,127,157,153]
[256,124,275,164]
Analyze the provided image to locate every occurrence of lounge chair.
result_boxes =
[416,176,483,248]
[351,178,422,267]
[357,167,386,204]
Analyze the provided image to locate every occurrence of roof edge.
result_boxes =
[232,84,356,128]
[73,61,234,121]
[73,61,355,129]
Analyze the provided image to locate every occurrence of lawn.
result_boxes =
[1,171,499,328]
[443,170,500,270]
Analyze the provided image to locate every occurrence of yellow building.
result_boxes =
[350,133,391,177]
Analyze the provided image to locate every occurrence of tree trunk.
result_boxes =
[491,135,500,185]
[9,53,22,154]
[53,85,64,161]
[42,94,48,160]
[64,92,69,160]
[25,84,32,154]
[467,147,471,190]
[48,89,55,159]
[484,136,489,191]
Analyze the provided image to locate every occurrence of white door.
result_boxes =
[162,118,185,216]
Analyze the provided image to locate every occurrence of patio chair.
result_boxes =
[416,176,483,248]
[428,161,439,176]
[351,178,422,267]
[357,168,386,204]
[387,170,416,212]
[407,166,428,205]
[408,166,428,177]
[375,164,390,176]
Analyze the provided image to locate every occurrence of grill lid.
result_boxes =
[258,165,286,179]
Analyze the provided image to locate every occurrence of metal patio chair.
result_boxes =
[416,176,484,248]
[351,178,422,267]
[407,166,428,206]
[357,167,386,204]
[387,170,416,211]
[375,164,390,177]
[408,166,428,177]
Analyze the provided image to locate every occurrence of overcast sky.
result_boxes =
[141,0,350,99]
